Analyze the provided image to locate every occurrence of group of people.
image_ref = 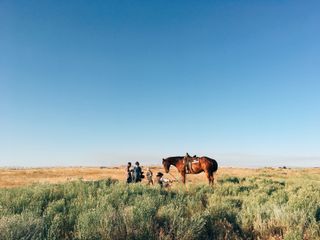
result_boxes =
[126,162,171,188]
[126,161,144,183]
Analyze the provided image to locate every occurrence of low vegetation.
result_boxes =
[0,170,319,239]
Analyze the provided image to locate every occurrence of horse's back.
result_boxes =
[201,156,218,172]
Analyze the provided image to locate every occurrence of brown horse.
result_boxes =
[162,155,218,185]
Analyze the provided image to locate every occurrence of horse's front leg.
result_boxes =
[181,171,186,184]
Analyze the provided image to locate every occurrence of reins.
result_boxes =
[168,172,179,182]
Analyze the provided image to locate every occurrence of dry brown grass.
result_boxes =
[0,166,319,188]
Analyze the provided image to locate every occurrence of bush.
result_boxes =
[0,175,319,239]
[0,212,43,240]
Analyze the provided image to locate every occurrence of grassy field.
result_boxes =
[0,167,319,239]
[1,166,320,188]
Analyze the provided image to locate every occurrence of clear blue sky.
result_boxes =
[1,0,319,167]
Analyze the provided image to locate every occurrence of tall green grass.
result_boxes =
[0,176,319,239]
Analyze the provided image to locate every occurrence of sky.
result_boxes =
[1,0,320,167]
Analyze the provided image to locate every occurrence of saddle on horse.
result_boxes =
[184,153,198,174]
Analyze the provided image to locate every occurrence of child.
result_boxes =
[146,168,153,185]
[156,172,171,188]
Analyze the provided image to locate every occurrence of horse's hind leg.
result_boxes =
[210,173,215,185]
[206,171,214,186]
[205,171,212,185]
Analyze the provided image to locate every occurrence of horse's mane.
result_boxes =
[164,156,184,164]
[166,156,183,159]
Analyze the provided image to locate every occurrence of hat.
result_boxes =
[156,172,164,177]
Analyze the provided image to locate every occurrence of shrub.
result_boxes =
[0,212,43,240]
[0,175,319,239]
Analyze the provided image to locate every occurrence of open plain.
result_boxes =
[1,166,319,188]
[1,167,319,239]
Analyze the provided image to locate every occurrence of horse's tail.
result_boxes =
[213,159,218,172]
[208,158,218,172]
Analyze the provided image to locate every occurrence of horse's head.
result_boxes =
[162,158,171,173]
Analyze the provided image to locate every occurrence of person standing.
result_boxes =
[146,168,153,185]
[126,162,133,183]
[133,161,142,183]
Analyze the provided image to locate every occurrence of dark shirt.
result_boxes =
[133,166,142,182]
